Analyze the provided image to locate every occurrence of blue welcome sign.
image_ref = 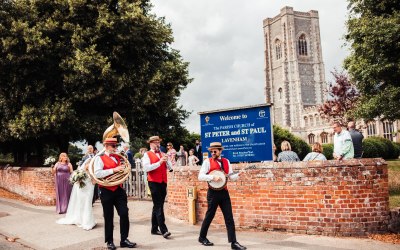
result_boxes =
[199,104,273,162]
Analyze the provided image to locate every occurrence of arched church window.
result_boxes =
[308,134,315,144]
[275,39,282,60]
[278,88,283,99]
[298,34,308,56]
[320,132,328,144]
[309,116,314,126]
[367,121,376,137]
[304,117,308,127]
[382,120,394,141]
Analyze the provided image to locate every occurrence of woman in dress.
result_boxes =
[303,142,327,161]
[176,145,188,166]
[277,141,300,162]
[188,149,199,166]
[51,153,73,214]
[166,142,177,166]
[56,157,96,230]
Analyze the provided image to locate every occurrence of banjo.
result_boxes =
[208,164,256,190]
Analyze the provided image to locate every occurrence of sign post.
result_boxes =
[199,104,273,162]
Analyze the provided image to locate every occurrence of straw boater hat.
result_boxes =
[103,137,118,145]
[208,142,224,151]
[147,136,162,143]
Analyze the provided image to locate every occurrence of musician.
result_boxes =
[94,137,136,250]
[142,135,172,239]
[198,142,246,250]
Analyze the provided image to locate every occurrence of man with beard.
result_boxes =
[198,142,246,250]
[142,136,173,239]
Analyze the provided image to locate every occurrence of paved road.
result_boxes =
[0,197,398,250]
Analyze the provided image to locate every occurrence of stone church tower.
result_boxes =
[263,6,325,130]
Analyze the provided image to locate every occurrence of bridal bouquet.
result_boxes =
[69,170,88,188]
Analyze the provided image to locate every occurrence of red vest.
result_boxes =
[208,158,229,190]
[99,154,121,191]
[147,151,168,183]
[208,158,229,174]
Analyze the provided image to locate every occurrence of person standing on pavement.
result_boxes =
[333,121,354,160]
[142,136,172,239]
[194,139,203,165]
[198,142,247,250]
[52,152,73,214]
[348,121,364,158]
[94,138,136,250]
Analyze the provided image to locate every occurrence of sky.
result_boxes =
[151,0,350,134]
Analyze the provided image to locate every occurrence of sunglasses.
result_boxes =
[211,150,219,154]
[110,144,117,148]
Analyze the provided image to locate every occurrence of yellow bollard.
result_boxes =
[187,186,197,225]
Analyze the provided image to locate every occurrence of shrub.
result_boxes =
[392,142,400,159]
[362,139,380,158]
[273,125,310,159]
[322,143,334,160]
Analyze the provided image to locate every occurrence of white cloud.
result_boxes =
[152,0,349,133]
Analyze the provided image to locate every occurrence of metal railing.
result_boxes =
[123,160,148,199]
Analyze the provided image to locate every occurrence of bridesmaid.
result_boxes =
[51,152,73,214]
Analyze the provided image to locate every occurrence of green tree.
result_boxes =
[0,0,191,164]
[344,0,400,120]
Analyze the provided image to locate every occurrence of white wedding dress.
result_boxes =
[56,159,96,230]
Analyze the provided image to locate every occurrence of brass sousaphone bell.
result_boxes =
[87,112,131,186]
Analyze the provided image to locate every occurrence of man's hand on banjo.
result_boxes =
[212,175,222,182]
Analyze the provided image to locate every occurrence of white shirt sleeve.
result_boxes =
[198,158,213,182]
[227,159,239,181]
[142,152,161,173]
[94,155,114,179]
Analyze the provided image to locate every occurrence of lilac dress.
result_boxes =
[55,162,72,214]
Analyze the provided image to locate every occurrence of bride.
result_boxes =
[56,158,96,230]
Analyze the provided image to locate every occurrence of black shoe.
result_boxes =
[120,239,136,248]
[231,241,246,250]
[151,230,163,235]
[107,242,116,250]
[163,231,171,239]
[198,237,214,246]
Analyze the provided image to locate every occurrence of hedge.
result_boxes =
[322,143,334,160]
[362,137,400,159]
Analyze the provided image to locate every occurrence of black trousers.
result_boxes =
[99,186,130,243]
[148,181,169,233]
[199,189,236,243]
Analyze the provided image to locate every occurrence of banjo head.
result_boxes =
[208,170,227,190]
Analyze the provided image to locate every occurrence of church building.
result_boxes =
[263,6,399,144]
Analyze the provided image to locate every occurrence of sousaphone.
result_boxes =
[87,112,131,186]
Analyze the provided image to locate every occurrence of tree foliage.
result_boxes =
[318,70,359,126]
[0,0,191,164]
[344,0,400,120]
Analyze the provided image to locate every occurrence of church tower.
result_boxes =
[263,6,325,129]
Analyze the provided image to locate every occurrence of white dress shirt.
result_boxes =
[142,150,172,173]
[198,157,239,182]
[94,152,118,179]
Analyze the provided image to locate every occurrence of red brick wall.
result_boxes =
[166,159,389,236]
[0,166,56,205]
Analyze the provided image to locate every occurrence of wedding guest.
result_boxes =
[194,139,203,165]
[52,153,73,214]
[303,142,327,161]
[277,141,300,162]
[176,145,188,166]
[166,142,177,166]
[188,149,200,166]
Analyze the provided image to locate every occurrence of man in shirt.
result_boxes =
[194,139,203,165]
[94,138,136,250]
[142,136,172,239]
[348,121,364,158]
[333,122,354,160]
[198,142,246,250]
